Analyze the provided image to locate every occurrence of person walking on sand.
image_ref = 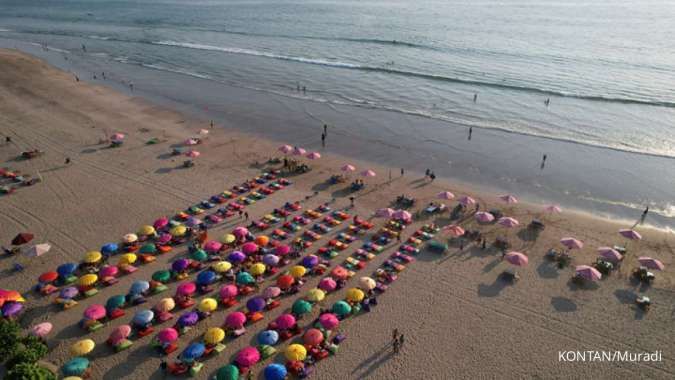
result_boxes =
[321,133,326,147]
[393,337,400,353]
[323,124,328,135]
[349,196,355,207]
[640,206,649,224]
[129,82,134,92]
[210,120,214,129]
[430,172,436,182]
[468,127,472,141]
[399,334,405,348]
[400,167,404,177]
[244,212,249,220]
[425,168,430,178]
[392,328,399,343]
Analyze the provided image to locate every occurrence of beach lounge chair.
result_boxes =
[332,211,350,220]
[632,267,655,284]
[304,210,322,219]
[528,219,545,231]
[313,223,331,233]
[323,216,341,226]
[319,247,339,259]
[636,296,651,311]
[501,268,520,282]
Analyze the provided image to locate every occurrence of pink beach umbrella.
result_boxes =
[84,304,106,320]
[157,328,179,344]
[475,211,495,223]
[184,138,198,146]
[232,227,249,239]
[279,145,293,154]
[598,247,623,263]
[393,210,412,222]
[157,233,172,244]
[275,313,296,330]
[458,196,476,206]
[318,277,337,292]
[185,150,201,158]
[341,164,356,172]
[619,229,642,240]
[560,237,584,250]
[31,322,53,338]
[236,346,261,367]
[505,252,529,266]
[318,313,339,330]
[111,133,125,142]
[176,282,196,296]
[154,217,169,230]
[263,286,281,299]
[225,311,247,329]
[204,241,222,253]
[220,285,238,299]
[306,152,321,160]
[437,191,455,200]
[638,257,664,271]
[575,265,602,281]
[292,147,306,156]
[109,325,132,345]
[498,217,519,228]
[443,224,465,237]
[99,265,119,278]
[499,194,518,204]
[241,242,258,255]
[274,245,290,256]
[544,205,562,214]
[361,169,376,178]
[375,208,395,218]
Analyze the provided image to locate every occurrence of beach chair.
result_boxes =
[114,339,133,352]
[323,216,341,226]
[272,229,288,240]
[332,211,350,220]
[313,223,331,233]
[304,210,322,219]
[200,201,215,209]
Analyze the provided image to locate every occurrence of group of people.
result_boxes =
[392,328,405,353]
[424,169,436,181]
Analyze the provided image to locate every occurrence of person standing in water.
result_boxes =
[323,124,327,136]
[545,98,550,106]
[540,154,547,170]
[321,133,326,147]
[468,127,473,141]
[473,93,478,103]
[129,82,134,92]
[640,206,649,224]
[302,86,306,94]
[81,44,86,52]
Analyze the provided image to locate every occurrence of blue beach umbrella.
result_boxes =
[264,363,287,380]
[57,262,77,277]
[257,330,279,346]
[129,280,150,295]
[62,357,89,376]
[101,243,119,255]
[59,286,79,299]
[236,271,254,285]
[196,270,217,285]
[181,342,205,362]
[132,309,154,325]
[246,297,266,312]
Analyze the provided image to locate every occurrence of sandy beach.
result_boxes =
[1,49,674,379]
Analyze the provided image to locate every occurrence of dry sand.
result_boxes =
[1,49,674,379]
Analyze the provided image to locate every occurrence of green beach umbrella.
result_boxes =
[190,249,208,262]
[139,243,157,254]
[292,299,312,316]
[216,364,239,380]
[152,270,171,283]
[332,301,352,317]
[62,357,89,376]
[105,295,126,311]
[236,271,254,285]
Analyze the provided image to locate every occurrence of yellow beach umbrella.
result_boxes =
[285,344,307,361]
[118,253,137,265]
[198,298,218,313]
[204,327,225,345]
[306,288,325,302]
[83,251,102,264]
[170,225,187,237]
[70,339,95,356]
[123,233,138,243]
[138,225,156,236]
[346,288,365,303]
[220,233,236,244]
[78,274,98,287]
[63,377,83,380]
[289,265,306,279]
[213,261,232,273]
[249,263,266,276]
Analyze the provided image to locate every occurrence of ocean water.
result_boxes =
[1,0,675,229]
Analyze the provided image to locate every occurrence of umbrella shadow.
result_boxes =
[481,257,502,273]
[80,148,98,154]
[614,288,637,304]
[54,321,86,340]
[155,167,174,174]
[351,343,396,378]
[331,186,355,199]
[477,277,509,297]
[311,180,333,193]
[566,278,600,292]
[18,303,54,327]
[156,152,174,160]
[516,228,539,242]
[550,296,577,313]
[536,261,560,279]
[103,344,155,380]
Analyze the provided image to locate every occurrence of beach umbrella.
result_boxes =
[190,249,208,262]
[197,270,217,285]
[458,196,476,206]
[277,274,295,289]
[11,232,34,245]
[250,263,266,276]
[57,262,77,277]
[497,217,519,228]
[178,311,199,327]
[2,302,23,317]
[341,164,356,172]
[229,251,246,263]
[292,299,312,316]
[213,261,232,273]
[275,313,296,330]
[83,251,102,264]
[63,377,83,380]
[176,282,196,296]
[185,138,198,146]
[358,277,376,291]
[78,274,98,287]
[247,297,266,312]
[225,311,247,329]
[443,224,465,237]
[152,269,171,283]
[306,288,326,302]
[100,265,119,278]
[306,152,321,159]
[475,211,495,223]
[38,271,59,283]
[274,245,291,256]
[198,128,209,135]
[301,255,319,269]
[264,363,287,380]
[575,265,602,281]
[198,298,218,313]
[393,210,412,221]
[290,265,307,278]
[376,208,395,218]
[437,191,455,200]
[220,233,236,244]
[122,233,138,244]
[185,150,201,158]
[109,325,131,345]
[100,243,118,255]
[560,237,584,250]
[153,217,170,230]
[292,147,306,156]
[172,258,190,272]
[0,289,25,304]
[279,145,293,154]
[598,247,623,263]
[170,225,187,237]
[303,328,324,346]
[285,344,307,361]
[204,327,225,345]
[232,227,249,239]
[133,310,154,325]
[138,225,156,236]
[619,229,642,240]
[318,277,337,292]
[236,346,261,367]
[26,243,51,257]
[638,257,664,270]
[157,233,172,244]
[111,133,125,141]
[182,342,205,361]
[236,271,255,285]
[62,357,89,376]
[499,194,518,204]
[105,295,126,311]
[258,330,279,346]
[361,169,376,177]
[505,252,529,266]
[544,205,562,213]
[31,322,53,338]
[60,286,79,299]
[242,242,259,255]
[220,285,238,299]
[263,254,280,266]
[139,243,157,254]
[118,253,137,265]
[204,241,222,253]
[319,313,339,330]
[346,288,365,303]
[129,280,150,295]
[186,217,203,228]
[332,300,352,316]
[263,286,281,299]
[70,339,95,356]
[255,235,270,246]
[216,365,239,380]
[158,328,179,344]
[155,298,175,313]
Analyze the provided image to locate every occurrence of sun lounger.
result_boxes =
[114,339,133,352]
[313,223,331,233]
[293,215,311,225]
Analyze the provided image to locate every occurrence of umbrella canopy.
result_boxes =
[27,243,51,257]
[176,282,196,296]
[204,241,222,253]
[170,225,187,237]
[305,152,321,160]
[57,262,78,277]
[185,150,201,158]
[499,194,518,204]
[264,363,287,380]
[306,288,326,302]
[247,297,266,312]
[497,217,519,228]
[133,309,155,325]
[138,225,156,236]
[437,191,455,200]
[292,147,306,156]
[318,277,337,292]
[346,288,365,303]
[443,224,465,237]
[129,280,150,295]
[458,196,476,206]
[62,357,89,376]
[153,217,170,230]
[375,208,395,218]
[560,237,584,250]
[105,295,126,311]
[505,252,529,266]
[198,298,218,312]
[2,302,22,317]
[83,251,102,264]
[544,204,562,213]
[319,313,339,330]
[152,269,171,283]
[575,265,602,281]
[155,297,175,312]
[236,271,255,285]
[0,289,25,304]
[190,249,208,262]
[232,227,249,238]
[341,164,356,172]
[156,233,171,245]
[39,271,59,283]
[303,328,324,346]
[109,325,131,344]
[290,265,307,278]
[250,263,266,276]
[285,344,307,361]
[263,254,280,266]
[332,300,352,316]
[178,311,199,327]
[172,258,190,272]
[216,365,240,380]
[258,330,279,345]
[229,251,246,263]
[197,270,217,285]
[139,243,157,254]
[182,342,205,360]
[236,346,261,367]
[111,133,125,141]
[393,210,412,221]
[204,327,225,345]
[60,286,79,299]
[100,265,119,278]
[361,169,376,177]
[70,339,95,356]
[255,235,270,246]
[263,286,281,299]
[186,217,203,228]
[242,242,259,255]
[475,211,495,223]
[274,245,291,256]
[638,257,664,270]
[31,322,53,338]
[598,247,623,263]
[78,274,98,287]
[292,299,312,315]
[225,311,247,329]
[275,313,296,330]
[213,261,233,273]
[118,253,137,265]
[358,277,376,291]
[12,232,34,245]
[619,229,642,240]
[220,285,238,299]
[101,243,118,254]
[277,274,295,289]
[157,327,179,343]
[122,233,138,244]
[301,255,319,269]
[221,233,236,244]
[278,145,293,154]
